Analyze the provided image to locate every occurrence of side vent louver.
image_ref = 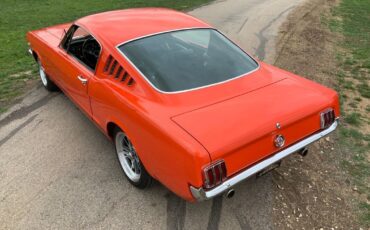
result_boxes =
[115,66,123,79]
[121,72,128,82]
[109,60,117,75]
[127,78,135,86]
[104,55,113,72]
[103,55,135,88]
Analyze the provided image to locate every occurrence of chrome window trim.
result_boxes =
[190,119,339,201]
[115,28,260,94]
[117,27,210,47]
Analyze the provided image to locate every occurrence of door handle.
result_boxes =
[77,75,88,85]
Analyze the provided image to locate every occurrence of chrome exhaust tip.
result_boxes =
[225,189,235,199]
[298,147,308,157]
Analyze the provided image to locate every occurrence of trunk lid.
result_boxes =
[172,78,332,176]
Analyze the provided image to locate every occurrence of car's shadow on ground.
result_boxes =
[58,91,277,229]
[0,90,275,229]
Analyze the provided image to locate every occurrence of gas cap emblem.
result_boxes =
[274,135,285,148]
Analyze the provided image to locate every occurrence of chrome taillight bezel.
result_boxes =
[320,108,335,129]
[202,160,227,189]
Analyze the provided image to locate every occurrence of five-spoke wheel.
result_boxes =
[113,127,152,188]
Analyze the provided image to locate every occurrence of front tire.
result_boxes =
[38,60,58,91]
[113,127,152,189]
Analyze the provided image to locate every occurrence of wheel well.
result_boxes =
[107,122,119,139]
[32,51,38,62]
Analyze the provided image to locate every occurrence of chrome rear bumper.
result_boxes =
[190,120,339,201]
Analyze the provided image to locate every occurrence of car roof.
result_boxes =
[76,8,211,47]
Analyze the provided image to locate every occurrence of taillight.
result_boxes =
[202,160,227,189]
[320,108,335,129]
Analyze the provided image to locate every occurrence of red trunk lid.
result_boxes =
[172,78,333,176]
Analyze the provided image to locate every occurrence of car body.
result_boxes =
[27,8,340,202]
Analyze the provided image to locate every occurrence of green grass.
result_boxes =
[354,97,362,102]
[343,79,355,90]
[344,112,362,126]
[339,127,364,141]
[339,126,370,226]
[360,203,370,225]
[358,83,370,98]
[348,102,358,109]
[332,0,370,70]
[330,0,370,226]
[0,0,212,111]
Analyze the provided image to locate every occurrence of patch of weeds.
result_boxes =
[358,83,370,98]
[366,105,370,113]
[354,97,362,102]
[340,127,363,140]
[350,66,361,78]
[345,157,370,189]
[344,57,356,66]
[339,127,369,186]
[338,123,370,227]
[336,71,348,91]
[328,8,342,32]
[332,3,370,223]
[348,102,358,108]
[344,112,362,126]
[343,80,355,90]
[328,19,341,32]
[0,107,7,114]
[359,203,370,226]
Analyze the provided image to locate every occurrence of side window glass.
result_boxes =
[62,25,101,71]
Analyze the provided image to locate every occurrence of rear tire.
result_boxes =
[37,60,58,91]
[113,127,152,189]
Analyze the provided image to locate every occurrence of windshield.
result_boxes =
[118,29,258,93]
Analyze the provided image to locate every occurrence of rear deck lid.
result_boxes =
[172,78,331,175]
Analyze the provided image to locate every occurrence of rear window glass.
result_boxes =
[118,29,258,93]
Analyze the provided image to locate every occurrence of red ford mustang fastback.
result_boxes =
[27,8,339,201]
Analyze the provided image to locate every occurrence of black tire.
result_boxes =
[113,127,152,189]
[37,60,58,91]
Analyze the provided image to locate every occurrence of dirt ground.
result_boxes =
[272,0,362,229]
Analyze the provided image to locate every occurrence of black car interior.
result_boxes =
[62,26,101,70]
[120,29,258,92]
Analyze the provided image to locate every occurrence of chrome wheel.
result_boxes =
[115,132,141,182]
[38,62,48,86]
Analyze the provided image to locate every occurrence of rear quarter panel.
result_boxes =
[89,50,211,201]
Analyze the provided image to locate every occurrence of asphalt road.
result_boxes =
[0,0,306,229]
